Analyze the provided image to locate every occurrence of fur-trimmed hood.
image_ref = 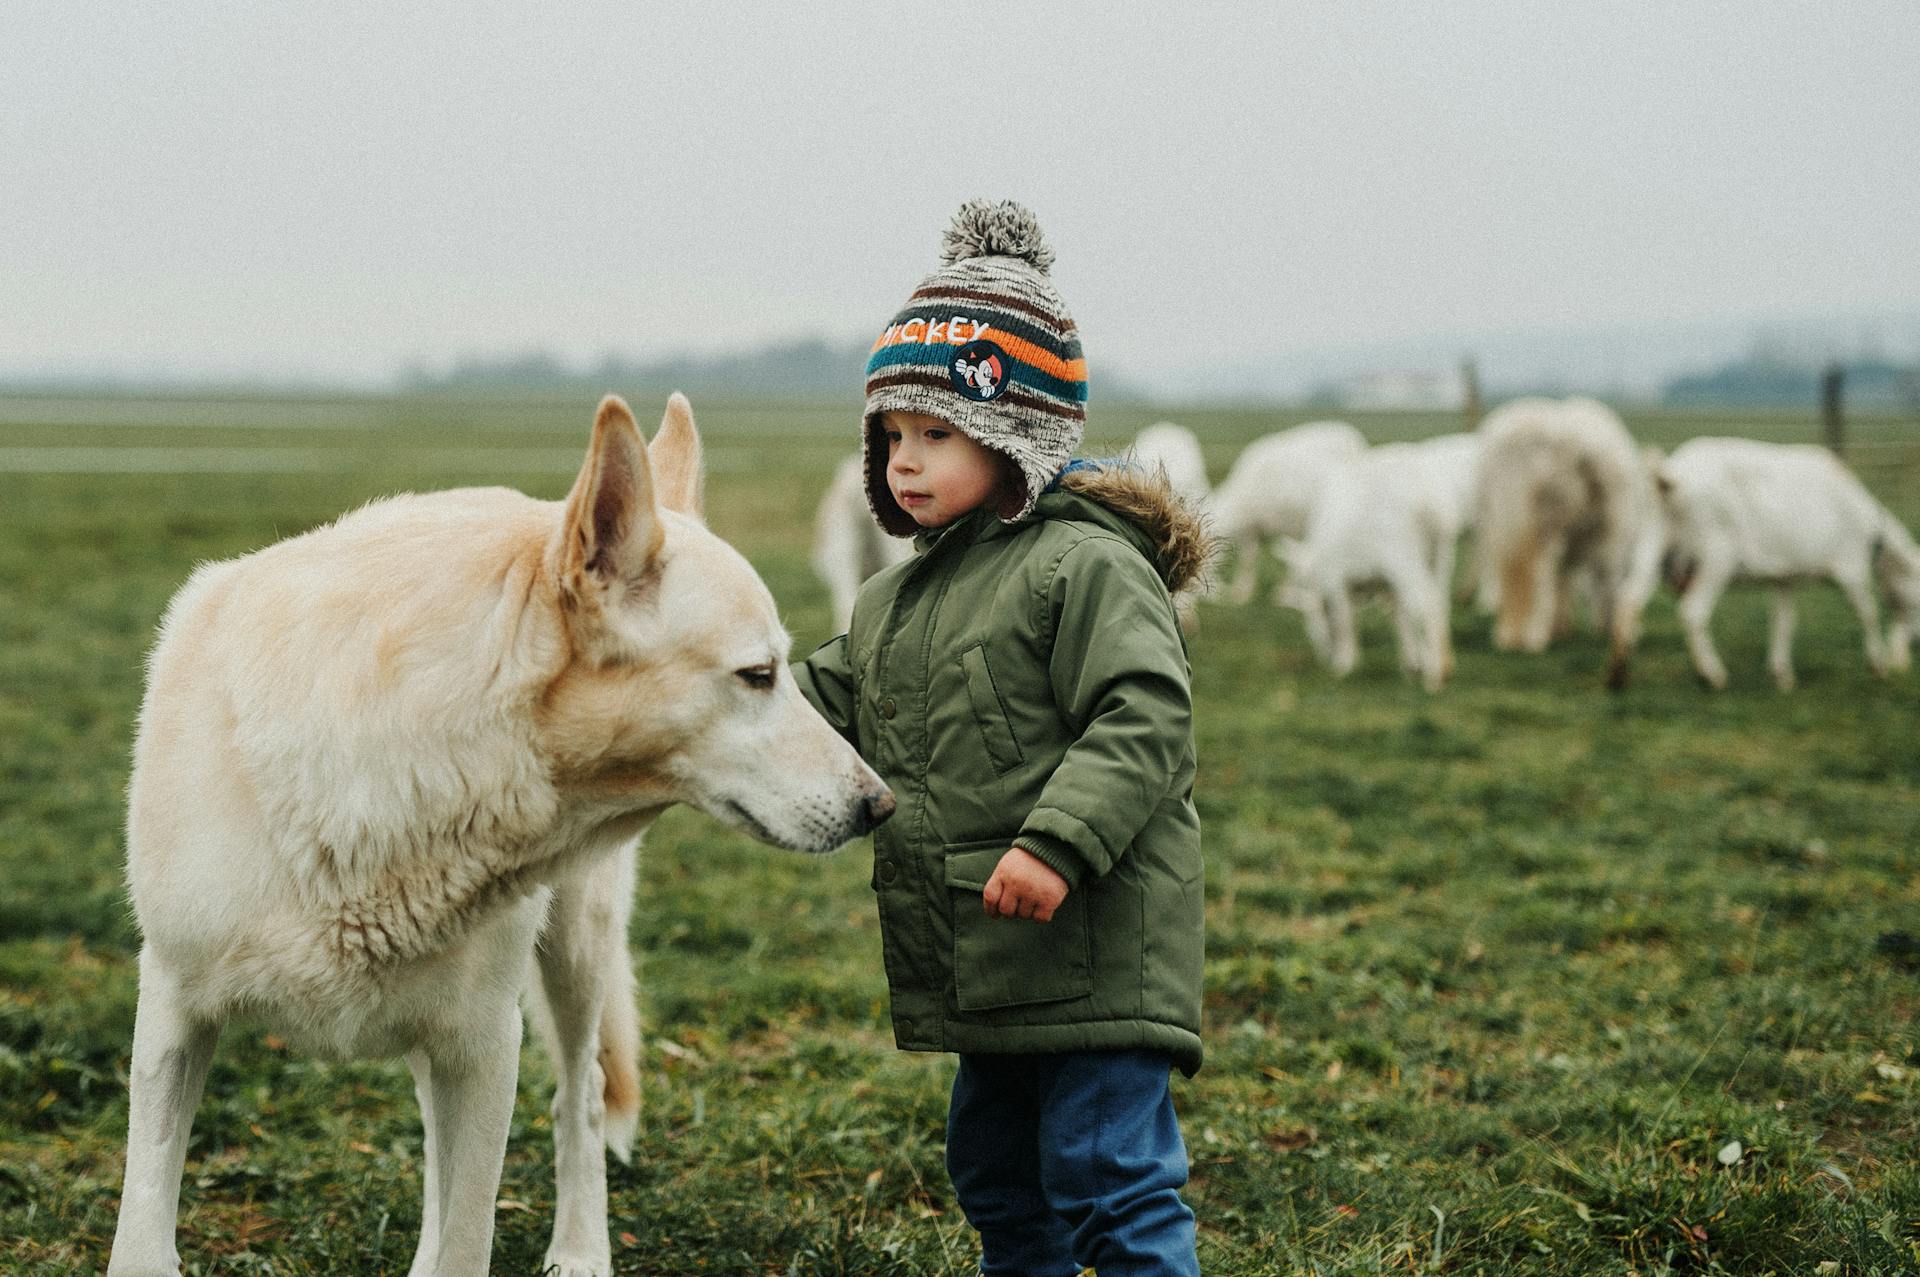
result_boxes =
[1040,461,1216,595]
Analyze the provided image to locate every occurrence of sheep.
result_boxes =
[1125,422,1214,628]
[1208,421,1367,605]
[1891,552,1920,674]
[1657,437,1920,690]
[1129,421,1212,506]
[1405,431,1484,601]
[1474,397,1665,689]
[1278,442,1462,692]
[811,452,912,632]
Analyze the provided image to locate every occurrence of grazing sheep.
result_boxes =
[812,453,912,632]
[1279,443,1459,692]
[1130,421,1211,503]
[1209,421,1367,604]
[1891,552,1920,674]
[1405,431,1484,601]
[1129,422,1213,628]
[1657,437,1920,690]
[1475,397,1664,688]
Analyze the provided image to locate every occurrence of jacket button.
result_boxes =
[877,860,898,885]
[880,697,896,719]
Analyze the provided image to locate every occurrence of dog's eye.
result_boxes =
[735,664,776,690]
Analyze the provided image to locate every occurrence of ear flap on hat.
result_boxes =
[987,450,1028,520]
[862,413,918,538]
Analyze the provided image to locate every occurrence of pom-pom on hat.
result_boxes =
[862,200,1087,536]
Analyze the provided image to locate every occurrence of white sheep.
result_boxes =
[1405,431,1484,601]
[1130,421,1211,504]
[1279,442,1461,692]
[811,452,912,632]
[1209,421,1367,605]
[1474,397,1664,688]
[1658,437,1920,690]
[1126,422,1213,628]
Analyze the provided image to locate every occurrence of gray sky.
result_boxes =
[4,2,1917,387]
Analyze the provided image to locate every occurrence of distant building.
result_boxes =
[1327,368,1465,411]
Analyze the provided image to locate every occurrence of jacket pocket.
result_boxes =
[959,644,1024,776]
[944,840,1092,1012]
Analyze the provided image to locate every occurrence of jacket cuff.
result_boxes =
[1014,829,1089,889]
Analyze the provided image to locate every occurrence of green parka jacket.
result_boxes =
[794,464,1211,1075]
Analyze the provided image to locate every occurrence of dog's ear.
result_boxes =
[555,396,664,599]
[651,392,705,520]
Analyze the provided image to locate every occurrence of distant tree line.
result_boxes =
[403,337,1154,403]
[1664,355,1920,410]
[401,337,875,399]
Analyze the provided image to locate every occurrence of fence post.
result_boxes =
[1461,357,1482,431]
[1821,363,1845,456]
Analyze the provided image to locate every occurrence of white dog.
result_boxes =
[108,395,893,1277]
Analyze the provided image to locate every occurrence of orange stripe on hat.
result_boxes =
[970,328,1087,385]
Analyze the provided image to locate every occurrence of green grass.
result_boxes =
[2,392,1918,1275]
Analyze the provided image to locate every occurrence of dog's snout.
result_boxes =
[861,787,897,831]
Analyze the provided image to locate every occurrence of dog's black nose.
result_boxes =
[862,788,896,830]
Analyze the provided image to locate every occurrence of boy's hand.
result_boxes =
[982,847,1069,922]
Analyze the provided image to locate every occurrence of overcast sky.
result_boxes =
[4,2,1917,386]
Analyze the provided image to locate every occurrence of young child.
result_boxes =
[794,200,1209,1277]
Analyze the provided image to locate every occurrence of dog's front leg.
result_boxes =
[533,843,639,1277]
[107,949,221,1277]
[415,1009,523,1277]
[404,1049,442,1277]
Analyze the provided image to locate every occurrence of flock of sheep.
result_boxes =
[812,399,1920,693]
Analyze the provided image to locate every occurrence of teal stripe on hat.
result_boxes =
[866,343,1087,405]
[865,343,950,376]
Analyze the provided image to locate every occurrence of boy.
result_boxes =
[794,201,1208,1277]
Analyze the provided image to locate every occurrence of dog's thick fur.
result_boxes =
[108,396,892,1277]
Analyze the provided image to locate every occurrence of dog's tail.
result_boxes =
[599,951,642,1164]
[526,939,642,1164]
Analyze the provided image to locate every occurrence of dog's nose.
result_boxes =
[862,787,896,830]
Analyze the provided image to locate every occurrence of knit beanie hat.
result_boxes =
[862,200,1088,536]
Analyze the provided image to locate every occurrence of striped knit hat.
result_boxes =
[863,200,1088,535]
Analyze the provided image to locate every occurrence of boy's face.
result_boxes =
[882,411,1009,529]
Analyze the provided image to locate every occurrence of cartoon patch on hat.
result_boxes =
[950,340,1007,401]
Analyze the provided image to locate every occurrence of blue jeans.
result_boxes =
[946,1050,1200,1277]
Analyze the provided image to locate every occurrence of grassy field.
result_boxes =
[2,391,1917,1276]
